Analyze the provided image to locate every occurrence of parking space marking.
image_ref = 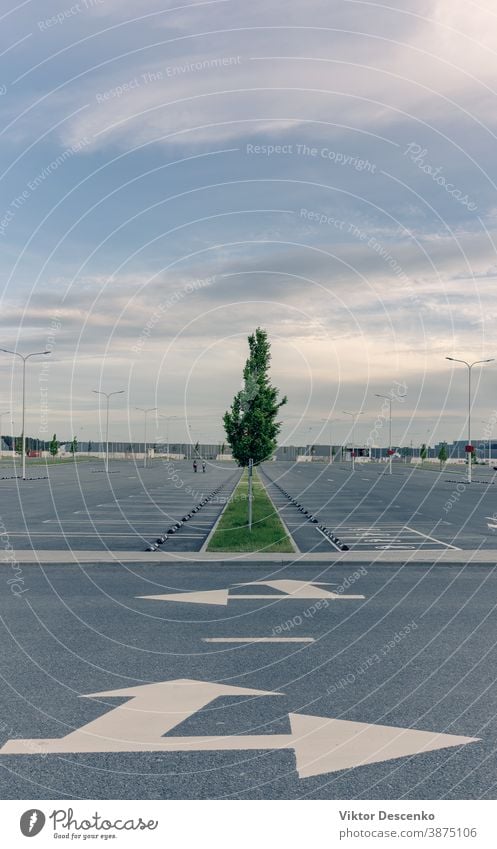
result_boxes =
[0,532,204,538]
[321,524,460,551]
[315,527,342,551]
[404,525,460,550]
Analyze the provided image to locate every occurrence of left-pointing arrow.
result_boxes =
[139,589,230,606]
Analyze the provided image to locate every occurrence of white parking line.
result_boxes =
[42,520,182,525]
[404,525,460,550]
[0,532,205,538]
[315,526,342,551]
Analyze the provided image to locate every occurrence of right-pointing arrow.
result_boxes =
[289,713,479,778]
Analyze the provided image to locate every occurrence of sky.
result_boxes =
[1,0,497,448]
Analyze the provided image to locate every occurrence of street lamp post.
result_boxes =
[320,418,336,463]
[446,357,494,483]
[1,349,51,480]
[158,415,178,457]
[342,411,364,472]
[480,419,492,468]
[93,389,124,472]
[375,391,407,475]
[0,410,10,457]
[135,407,157,468]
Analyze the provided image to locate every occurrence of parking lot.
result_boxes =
[261,462,497,552]
[0,459,240,552]
[1,458,496,800]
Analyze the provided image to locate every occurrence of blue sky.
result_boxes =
[1,0,497,447]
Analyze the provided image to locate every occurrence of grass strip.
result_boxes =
[207,468,295,552]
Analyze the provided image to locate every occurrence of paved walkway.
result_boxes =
[4,548,497,563]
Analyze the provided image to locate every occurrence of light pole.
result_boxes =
[0,410,10,457]
[92,389,124,472]
[481,419,493,465]
[135,407,156,468]
[158,415,178,457]
[1,349,50,480]
[375,391,406,475]
[446,357,494,483]
[342,411,364,472]
[320,418,336,463]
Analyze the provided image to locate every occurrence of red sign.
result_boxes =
[465,444,474,453]
[387,449,395,456]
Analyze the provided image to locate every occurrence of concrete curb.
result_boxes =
[7,549,497,564]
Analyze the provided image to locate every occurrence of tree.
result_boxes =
[49,433,59,458]
[223,327,287,466]
[87,439,93,453]
[14,436,23,455]
[420,443,428,461]
[438,442,448,468]
[70,436,78,454]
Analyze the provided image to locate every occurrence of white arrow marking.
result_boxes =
[235,580,346,599]
[0,679,478,778]
[287,714,478,778]
[139,580,364,606]
[139,589,231,606]
[0,679,281,755]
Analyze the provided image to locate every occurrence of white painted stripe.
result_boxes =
[404,525,460,550]
[43,518,214,525]
[315,526,342,551]
[0,532,204,538]
[202,637,315,643]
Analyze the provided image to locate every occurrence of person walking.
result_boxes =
[202,461,206,473]
[193,459,197,472]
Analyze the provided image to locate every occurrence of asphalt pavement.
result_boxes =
[0,558,495,799]
[0,458,241,552]
[1,459,496,800]
[260,461,497,552]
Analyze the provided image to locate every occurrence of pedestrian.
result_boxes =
[202,461,206,473]
[193,459,197,473]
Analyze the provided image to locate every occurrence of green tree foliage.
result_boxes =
[70,436,78,454]
[223,328,287,467]
[49,433,59,458]
[438,442,448,467]
[420,443,428,461]
[14,436,23,455]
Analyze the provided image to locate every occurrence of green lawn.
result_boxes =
[0,456,95,466]
[207,469,295,552]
